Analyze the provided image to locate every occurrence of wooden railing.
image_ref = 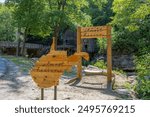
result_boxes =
[0,41,47,49]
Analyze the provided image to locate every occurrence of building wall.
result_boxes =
[62,30,96,53]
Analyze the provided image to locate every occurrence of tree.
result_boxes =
[111,0,150,99]
[42,0,92,46]
[5,0,109,56]
[5,0,92,55]
[111,0,150,54]
[0,3,15,41]
[86,0,113,26]
[6,0,45,56]
[112,0,150,31]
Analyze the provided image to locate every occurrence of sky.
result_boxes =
[0,0,5,3]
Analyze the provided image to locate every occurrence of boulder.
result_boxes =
[115,88,130,96]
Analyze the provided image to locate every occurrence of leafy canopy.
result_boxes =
[112,0,150,31]
[0,4,15,41]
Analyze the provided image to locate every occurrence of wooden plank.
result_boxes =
[51,37,56,51]
[81,30,107,36]
[77,27,82,79]
[67,55,80,62]
[30,71,63,77]
[31,69,64,73]
[39,55,67,62]
[106,26,112,90]
[32,77,60,83]
[48,50,67,55]
[81,26,107,32]
[81,30,107,34]
[81,35,108,39]
[37,81,58,88]
[31,65,72,72]
[80,26,111,39]
[0,41,45,49]
[74,52,89,61]
[35,61,64,66]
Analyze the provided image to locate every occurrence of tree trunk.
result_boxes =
[16,28,21,56]
[21,29,27,56]
[53,27,60,49]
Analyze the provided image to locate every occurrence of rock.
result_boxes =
[127,72,137,76]
[112,55,135,71]
[86,65,99,70]
[115,89,130,96]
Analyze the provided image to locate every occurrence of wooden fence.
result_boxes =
[0,41,46,49]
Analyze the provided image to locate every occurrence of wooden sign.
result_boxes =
[30,45,89,88]
[81,26,111,39]
[77,26,112,90]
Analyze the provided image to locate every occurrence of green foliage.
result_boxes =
[95,38,107,54]
[85,0,112,26]
[13,0,45,35]
[134,54,150,99]
[135,54,150,77]
[93,60,106,69]
[111,0,150,54]
[112,14,150,54]
[135,77,150,99]
[112,0,150,31]
[113,69,126,76]
[42,0,92,37]
[0,4,16,41]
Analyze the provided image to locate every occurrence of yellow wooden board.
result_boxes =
[48,50,67,55]
[39,55,67,62]
[37,82,58,88]
[30,37,89,88]
[35,61,64,66]
[76,26,112,89]
[81,26,107,32]
[32,66,71,71]
[32,76,60,83]
[30,71,62,77]
[80,26,111,39]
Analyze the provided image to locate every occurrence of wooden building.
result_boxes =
[58,29,96,54]
[0,41,47,57]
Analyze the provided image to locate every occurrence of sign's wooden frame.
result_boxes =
[77,26,112,89]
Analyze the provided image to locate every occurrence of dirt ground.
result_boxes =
[0,58,135,100]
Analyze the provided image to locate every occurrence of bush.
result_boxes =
[93,60,106,69]
[134,54,150,99]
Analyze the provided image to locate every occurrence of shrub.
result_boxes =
[134,54,150,99]
[93,60,106,69]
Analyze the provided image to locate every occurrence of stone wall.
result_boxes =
[112,55,135,71]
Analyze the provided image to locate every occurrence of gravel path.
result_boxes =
[0,59,40,100]
[0,58,130,100]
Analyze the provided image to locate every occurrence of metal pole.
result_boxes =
[41,88,44,100]
[54,86,57,100]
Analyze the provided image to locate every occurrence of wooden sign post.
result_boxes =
[41,88,44,100]
[77,26,112,90]
[54,86,57,100]
[30,38,89,99]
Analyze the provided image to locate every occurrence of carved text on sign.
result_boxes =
[30,50,89,88]
[81,26,111,39]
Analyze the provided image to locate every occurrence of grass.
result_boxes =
[1,55,34,73]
